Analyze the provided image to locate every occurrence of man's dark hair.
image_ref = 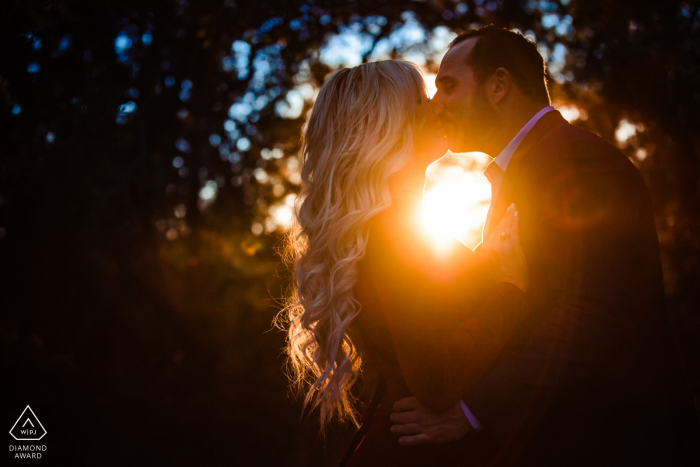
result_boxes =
[448,25,550,105]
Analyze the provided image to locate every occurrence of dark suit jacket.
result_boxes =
[464,110,700,466]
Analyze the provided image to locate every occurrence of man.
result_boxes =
[389,25,700,465]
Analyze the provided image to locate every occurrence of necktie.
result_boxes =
[482,162,505,243]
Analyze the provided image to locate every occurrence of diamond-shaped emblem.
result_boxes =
[9,406,47,441]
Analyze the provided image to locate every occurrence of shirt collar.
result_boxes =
[492,105,555,173]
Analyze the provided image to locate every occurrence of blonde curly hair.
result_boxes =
[276,60,429,433]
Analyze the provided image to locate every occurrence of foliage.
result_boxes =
[0,0,698,464]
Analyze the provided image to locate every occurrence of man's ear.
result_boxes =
[487,67,512,106]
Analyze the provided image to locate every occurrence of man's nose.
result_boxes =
[431,90,444,107]
[430,96,446,118]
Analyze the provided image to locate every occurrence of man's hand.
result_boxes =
[389,397,471,446]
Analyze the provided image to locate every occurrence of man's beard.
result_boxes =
[454,88,498,153]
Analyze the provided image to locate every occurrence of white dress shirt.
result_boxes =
[460,105,554,431]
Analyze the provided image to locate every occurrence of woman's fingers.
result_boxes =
[482,203,529,293]
[498,204,516,240]
[485,204,517,247]
[510,209,520,244]
[505,205,516,240]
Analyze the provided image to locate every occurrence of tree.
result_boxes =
[1,1,698,464]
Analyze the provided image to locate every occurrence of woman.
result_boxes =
[278,61,529,466]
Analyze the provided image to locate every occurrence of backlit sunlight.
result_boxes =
[419,151,492,251]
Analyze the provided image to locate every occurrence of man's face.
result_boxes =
[432,38,498,153]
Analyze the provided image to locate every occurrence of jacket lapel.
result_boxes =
[483,110,568,241]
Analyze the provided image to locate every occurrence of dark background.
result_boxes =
[1,0,699,465]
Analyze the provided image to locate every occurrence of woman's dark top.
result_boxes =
[342,200,529,467]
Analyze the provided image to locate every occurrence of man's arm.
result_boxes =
[392,139,648,445]
[461,140,647,443]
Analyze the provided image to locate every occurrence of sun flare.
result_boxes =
[419,151,492,250]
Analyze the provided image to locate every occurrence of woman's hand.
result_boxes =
[484,203,529,293]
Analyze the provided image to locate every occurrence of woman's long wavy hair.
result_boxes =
[276,61,429,433]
